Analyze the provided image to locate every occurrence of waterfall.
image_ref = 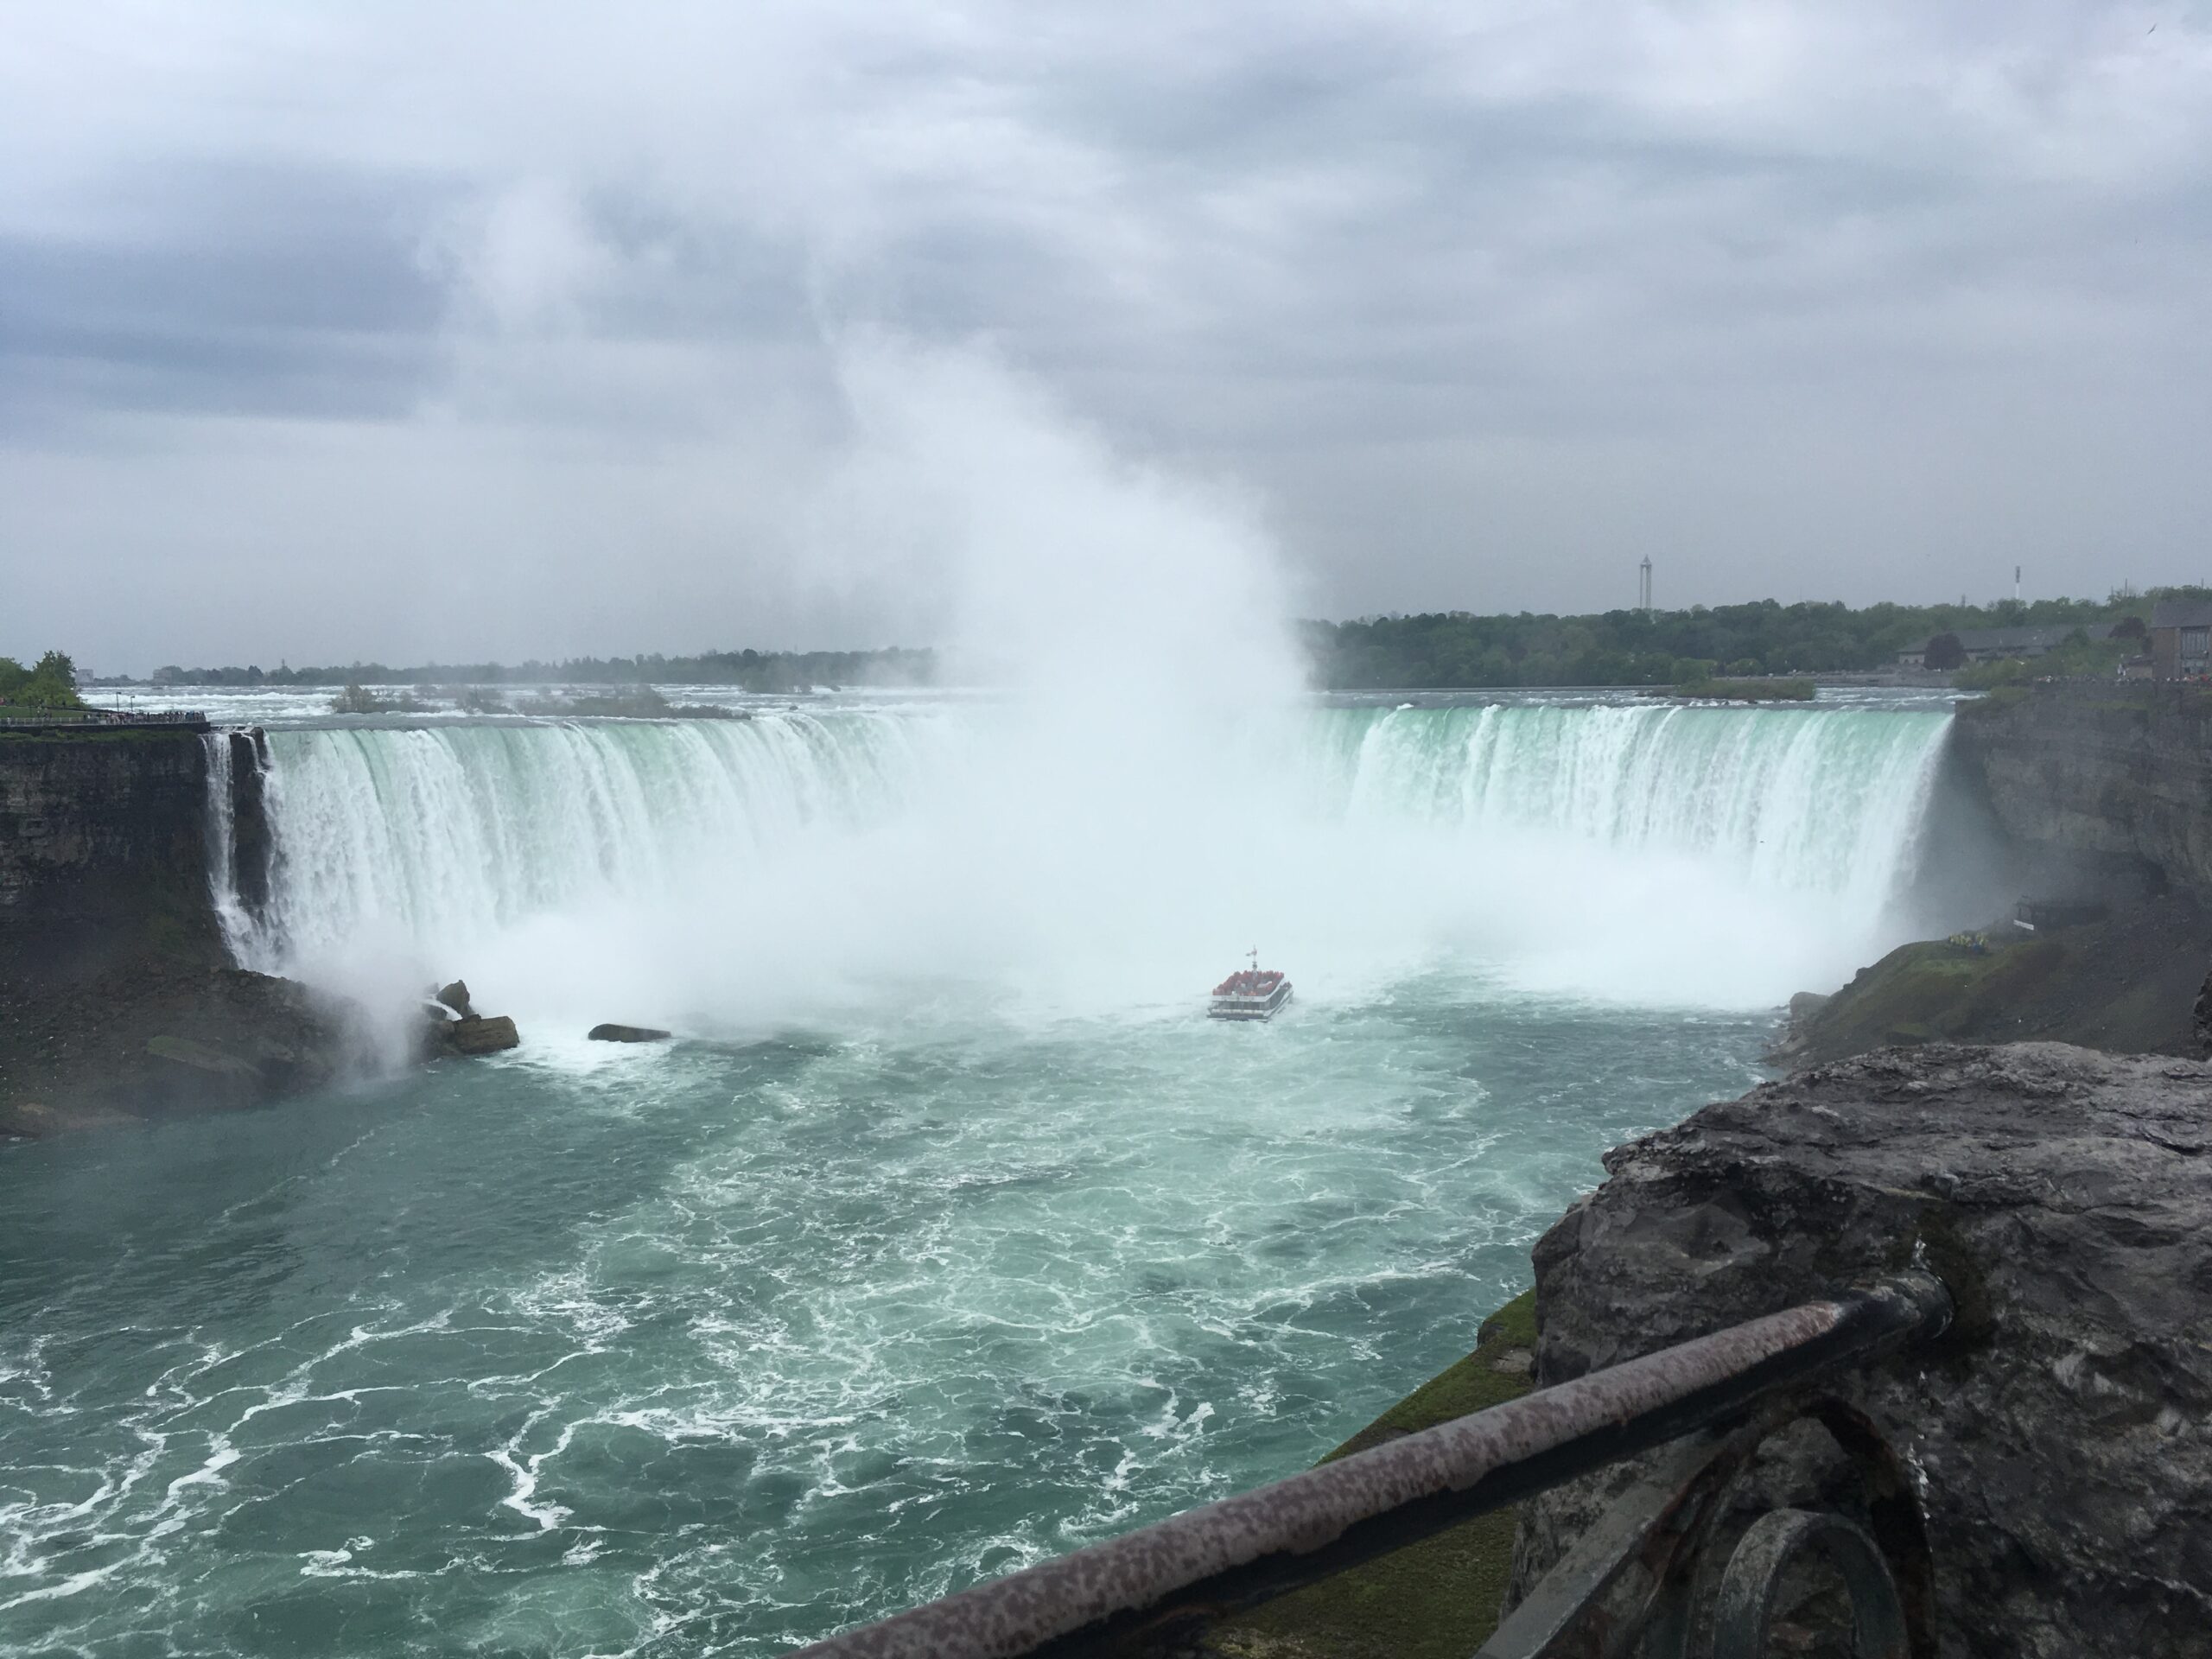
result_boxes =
[1312,702,1951,910]
[199,730,256,961]
[248,712,950,973]
[242,701,1955,1014]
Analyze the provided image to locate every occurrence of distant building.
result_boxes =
[1895,626,2081,671]
[2149,598,2212,679]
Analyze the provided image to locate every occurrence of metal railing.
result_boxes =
[790,1271,1953,1659]
[0,709,208,730]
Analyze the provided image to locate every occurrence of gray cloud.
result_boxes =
[3,2,2209,670]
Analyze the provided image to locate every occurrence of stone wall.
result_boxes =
[1508,1043,2212,1656]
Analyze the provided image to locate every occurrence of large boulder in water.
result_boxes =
[588,1023,671,1043]
[1507,1042,2212,1656]
[435,980,475,1019]
[422,1014,519,1058]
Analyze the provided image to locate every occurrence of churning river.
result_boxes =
[1,689,1958,1657]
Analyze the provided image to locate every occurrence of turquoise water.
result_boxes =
[0,983,1770,1656]
[2,694,1955,1656]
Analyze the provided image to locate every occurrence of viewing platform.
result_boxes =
[0,709,209,733]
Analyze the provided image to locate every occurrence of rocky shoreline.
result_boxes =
[1510,1042,2212,1655]
[0,959,373,1136]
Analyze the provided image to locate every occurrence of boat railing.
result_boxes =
[787,1270,1953,1659]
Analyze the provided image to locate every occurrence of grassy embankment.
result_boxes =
[1783,904,2211,1068]
[1205,1290,1539,1659]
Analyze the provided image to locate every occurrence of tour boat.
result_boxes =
[1209,950,1292,1021]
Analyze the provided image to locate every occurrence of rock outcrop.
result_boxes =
[0,960,372,1135]
[1508,1042,2212,1656]
[588,1023,671,1043]
[0,724,374,1135]
[0,727,232,982]
[1775,899,2212,1068]
[1949,683,2212,902]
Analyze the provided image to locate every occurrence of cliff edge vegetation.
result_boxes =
[1774,898,2212,1069]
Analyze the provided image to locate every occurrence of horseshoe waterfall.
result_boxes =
[3,693,1956,1658]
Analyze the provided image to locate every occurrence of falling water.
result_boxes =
[21,692,1959,1659]
[198,729,256,959]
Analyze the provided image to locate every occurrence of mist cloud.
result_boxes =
[3,2,2208,671]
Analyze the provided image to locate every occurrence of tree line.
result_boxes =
[1301,589,2203,690]
[149,647,937,693]
[101,585,2212,696]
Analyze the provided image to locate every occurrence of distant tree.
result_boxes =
[1923,632,1967,671]
[2,651,86,710]
[2110,615,2147,642]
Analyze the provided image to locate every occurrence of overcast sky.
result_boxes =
[4,3,2209,672]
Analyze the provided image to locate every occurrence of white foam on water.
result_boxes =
[234,696,1951,1027]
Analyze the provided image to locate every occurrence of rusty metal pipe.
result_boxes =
[788,1271,1951,1659]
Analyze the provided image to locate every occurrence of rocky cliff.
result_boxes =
[1508,1042,2212,1656]
[0,726,268,983]
[0,726,361,1135]
[1949,683,2212,902]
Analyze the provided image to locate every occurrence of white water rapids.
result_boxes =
[10,690,1964,1659]
[219,696,1954,1024]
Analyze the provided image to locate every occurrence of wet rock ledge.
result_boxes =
[0,959,374,1136]
[1508,1041,2212,1656]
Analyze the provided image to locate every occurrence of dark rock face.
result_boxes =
[0,962,372,1135]
[0,727,356,1134]
[0,730,228,983]
[1509,1043,2212,1656]
[435,980,475,1019]
[588,1023,671,1043]
[1950,684,2212,902]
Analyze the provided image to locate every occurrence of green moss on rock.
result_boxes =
[1205,1289,1537,1659]
[1781,902,2212,1069]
